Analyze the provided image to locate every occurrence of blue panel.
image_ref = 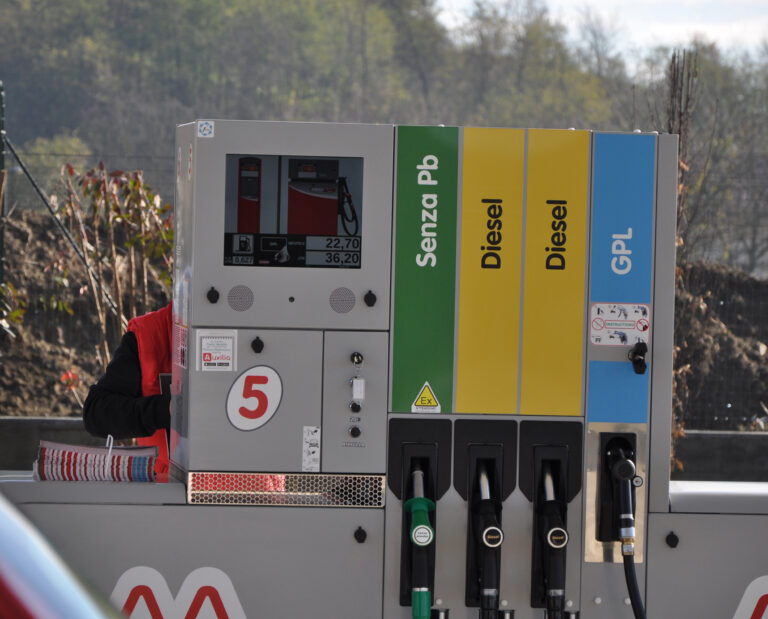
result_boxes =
[590,134,656,304]
[587,361,649,423]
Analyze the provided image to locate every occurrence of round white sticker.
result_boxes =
[226,366,282,431]
[411,525,433,547]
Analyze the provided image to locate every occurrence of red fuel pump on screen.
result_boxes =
[287,159,339,235]
[237,157,262,233]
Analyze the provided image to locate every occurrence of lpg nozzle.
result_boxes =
[608,448,646,619]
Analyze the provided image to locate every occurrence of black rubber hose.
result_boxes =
[623,554,647,619]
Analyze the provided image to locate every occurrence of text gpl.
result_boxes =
[611,228,632,275]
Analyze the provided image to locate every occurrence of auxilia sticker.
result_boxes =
[412,382,441,413]
[198,329,236,372]
[590,303,650,346]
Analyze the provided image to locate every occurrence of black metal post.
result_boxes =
[0,80,6,283]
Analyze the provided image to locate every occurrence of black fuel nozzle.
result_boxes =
[608,447,637,557]
[539,463,568,619]
[473,464,503,619]
[608,448,647,619]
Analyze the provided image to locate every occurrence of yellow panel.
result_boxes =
[456,128,525,413]
[520,130,589,415]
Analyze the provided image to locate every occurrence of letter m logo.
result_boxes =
[112,566,246,618]
[734,576,768,619]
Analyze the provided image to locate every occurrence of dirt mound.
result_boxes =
[675,262,768,430]
[0,209,167,417]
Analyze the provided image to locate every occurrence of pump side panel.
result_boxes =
[172,123,197,470]
[455,128,525,414]
[646,513,768,619]
[391,126,459,414]
[184,329,323,472]
[16,502,383,619]
[520,129,590,416]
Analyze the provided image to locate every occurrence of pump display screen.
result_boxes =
[223,154,363,268]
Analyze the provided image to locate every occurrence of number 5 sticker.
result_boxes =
[226,366,282,431]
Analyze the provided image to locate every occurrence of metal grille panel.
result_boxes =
[329,287,355,313]
[187,472,386,507]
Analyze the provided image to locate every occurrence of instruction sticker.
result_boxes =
[302,426,321,472]
[590,303,650,346]
[198,330,237,372]
[412,382,441,413]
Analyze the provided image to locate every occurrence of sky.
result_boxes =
[437,0,768,57]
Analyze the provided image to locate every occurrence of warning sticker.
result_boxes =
[198,330,237,372]
[302,426,320,472]
[590,303,650,346]
[411,382,441,413]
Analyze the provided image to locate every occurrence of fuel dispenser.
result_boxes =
[0,122,680,619]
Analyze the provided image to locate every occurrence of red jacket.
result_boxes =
[127,303,172,478]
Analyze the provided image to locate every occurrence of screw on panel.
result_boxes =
[353,526,367,543]
[666,531,680,548]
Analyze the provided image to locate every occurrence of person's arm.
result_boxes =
[82,332,170,439]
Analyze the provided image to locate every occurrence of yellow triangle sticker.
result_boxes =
[411,382,441,413]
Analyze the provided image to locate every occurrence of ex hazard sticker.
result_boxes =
[412,382,441,413]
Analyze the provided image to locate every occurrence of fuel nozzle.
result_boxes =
[404,466,435,619]
[474,464,503,619]
[539,462,568,619]
[607,446,647,619]
[608,447,636,557]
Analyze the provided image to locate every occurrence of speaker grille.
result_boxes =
[329,287,355,313]
[227,285,254,312]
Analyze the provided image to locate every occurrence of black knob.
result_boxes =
[350,402,362,413]
[349,426,362,438]
[364,290,377,307]
[628,342,648,374]
[350,352,363,365]
[206,287,220,304]
[665,531,680,548]
[251,337,264,354]
[354,526,367,543]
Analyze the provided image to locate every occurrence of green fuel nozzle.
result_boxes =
[404,467,436,619]
[405,494,436,547]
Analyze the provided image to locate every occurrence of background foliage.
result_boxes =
[1,0,767,443]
